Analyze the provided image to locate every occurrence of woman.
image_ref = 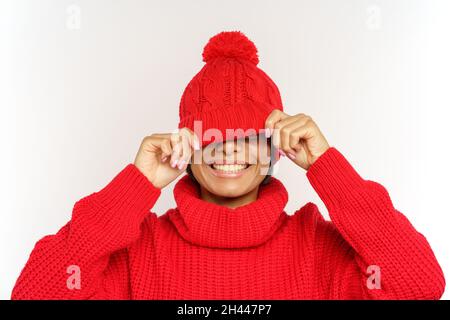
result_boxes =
[12,31,445,300]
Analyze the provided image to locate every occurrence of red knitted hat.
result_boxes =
[178,31,283,147]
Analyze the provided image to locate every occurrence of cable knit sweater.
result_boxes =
[11,147,445,299]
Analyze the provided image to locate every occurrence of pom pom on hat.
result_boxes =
[202,31,259,65]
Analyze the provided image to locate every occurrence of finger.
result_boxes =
[273,113,310,133]
[264,109,288,137]
[177,134,192,170]
[272,114,311,149]
[170,142,183,169]
[159,138,173,162]
[169,133,182,168]
[178,128,198,170]
[279,115,311,148]
[289,123,315,149]
[151,133,172,138]
[279,121,304,156]
[272,116,304,148]
[179,127,200,151]
[142,135,167,154]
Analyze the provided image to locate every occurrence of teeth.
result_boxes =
[212,164,248,173]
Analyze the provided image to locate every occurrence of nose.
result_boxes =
[222,140,243,155]
[216,140,246,164]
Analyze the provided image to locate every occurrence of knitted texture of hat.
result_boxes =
[178,31,283,146]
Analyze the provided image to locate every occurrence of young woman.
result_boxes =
[12,31,445,300]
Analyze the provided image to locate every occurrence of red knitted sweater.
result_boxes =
[12,147,445,299]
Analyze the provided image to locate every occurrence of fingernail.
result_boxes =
[265,128,272,138]
[161,156,168,162]
[177,160,185,170]
[171,159,178,168]
[193,140,200,150]
[287,152,296,160]
[278,149,286,157]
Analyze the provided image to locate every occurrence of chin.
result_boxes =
[211,181,251,198]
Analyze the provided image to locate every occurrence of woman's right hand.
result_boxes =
[134,128,200,189]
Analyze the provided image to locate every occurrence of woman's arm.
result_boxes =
[265,109,445,299]
[306,147,445,299]
[12,129,199,300]
[11,164,161,299]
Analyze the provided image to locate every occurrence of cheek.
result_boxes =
[250,143,271,166]
[190,164,206,182]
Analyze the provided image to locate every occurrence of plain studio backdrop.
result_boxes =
[1,0,449,300]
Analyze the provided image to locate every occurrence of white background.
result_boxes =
[1,0,449,300]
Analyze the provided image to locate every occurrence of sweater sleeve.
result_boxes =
[306,147,445,300]
[11,164,161,300]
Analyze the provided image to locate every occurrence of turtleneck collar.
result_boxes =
[168,175,289,249]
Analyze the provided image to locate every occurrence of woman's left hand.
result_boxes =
[265,110,330,170]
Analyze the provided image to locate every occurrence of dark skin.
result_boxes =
[190,135,272,208]
[134,110,330,208]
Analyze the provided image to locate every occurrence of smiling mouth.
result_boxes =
[208,163,251,177]
[210,163,250,172]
